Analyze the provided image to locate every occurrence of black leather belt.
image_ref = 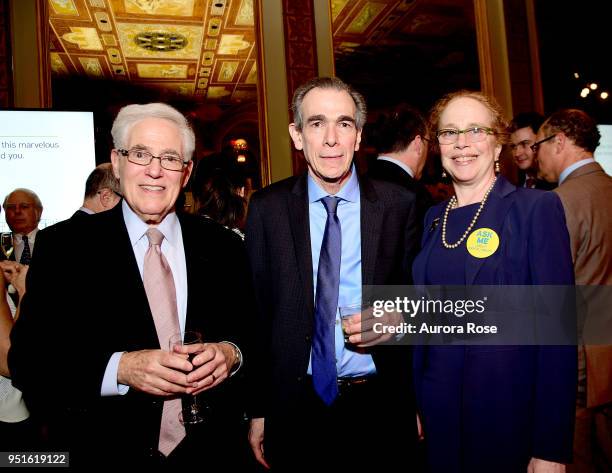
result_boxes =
[305,374,378,398]
[336,375,378,397]
[336,375,375,387]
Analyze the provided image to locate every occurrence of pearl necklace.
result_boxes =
[441,176,497,249]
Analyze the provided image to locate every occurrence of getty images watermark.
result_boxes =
[371,295,496,336]
[359,285,612,346]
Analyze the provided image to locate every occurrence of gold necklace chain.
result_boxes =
[441,176,498,249]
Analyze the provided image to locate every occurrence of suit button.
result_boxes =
[297,376,303,382]
[305,335,311,342]
[146,447,163,458]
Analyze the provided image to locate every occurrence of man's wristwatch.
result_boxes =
[223,341,243,376]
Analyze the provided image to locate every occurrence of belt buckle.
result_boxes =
[336,376,370,393]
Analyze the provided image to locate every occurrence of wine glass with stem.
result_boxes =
[169,330,206,425]
[0,233,13,260]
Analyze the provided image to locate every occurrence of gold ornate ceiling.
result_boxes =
[48,0,475,110]
[331,0,478,110]
[332,0,474,56]
[48,0,258,105]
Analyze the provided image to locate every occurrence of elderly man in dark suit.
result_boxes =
[9,103,251,467]
[2,188,43,265]
[246,77,420,471]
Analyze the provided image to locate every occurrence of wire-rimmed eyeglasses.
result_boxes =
[530,134,556,153]
[436,127,496,145]
[116,148,188,171]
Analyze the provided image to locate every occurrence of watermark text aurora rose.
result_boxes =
[370,296,497,336]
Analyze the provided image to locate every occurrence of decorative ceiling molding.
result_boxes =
[48,0,257,105]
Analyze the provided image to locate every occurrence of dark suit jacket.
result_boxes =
[368,158,434,230]
[245,172,419,421]
[412,176,577,470]
[71,209,92,220]
[517,170,556,190]
[9,203,253,465]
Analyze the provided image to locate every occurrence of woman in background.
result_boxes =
[193,165,247,240]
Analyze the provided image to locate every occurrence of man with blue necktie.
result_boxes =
[2,188,43,265]
[245,77,420,471]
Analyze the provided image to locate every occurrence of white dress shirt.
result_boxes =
[12,228,38,263]
[101,201,188,396]
[377,155,415,178]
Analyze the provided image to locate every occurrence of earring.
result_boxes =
[495,160,500,174]
[441,169,447,179]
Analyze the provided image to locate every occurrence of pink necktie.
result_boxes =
[143,228,186,457]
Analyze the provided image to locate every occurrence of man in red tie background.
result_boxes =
[508,112,556,190]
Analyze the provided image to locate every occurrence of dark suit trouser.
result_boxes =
[43,407,254,470]
[265,377,420,472]
[0,417,43,451]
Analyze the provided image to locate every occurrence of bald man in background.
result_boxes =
[74,162,121,219]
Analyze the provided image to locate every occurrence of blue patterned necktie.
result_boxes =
[312,196,341,405]
[20,235,31,265]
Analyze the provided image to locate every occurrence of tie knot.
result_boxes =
[321,196,340,215]
[146,228,165,247]
[22,235,28,243]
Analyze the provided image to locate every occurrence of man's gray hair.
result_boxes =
[3,188,43,210]
[291,77,367,131]
[111,102,196,160]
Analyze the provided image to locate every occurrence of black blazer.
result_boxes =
[369,158,434,232]
[245,173,419,419]
[9,203,253,463]
[517,170,556,190]
[71,208,92,220]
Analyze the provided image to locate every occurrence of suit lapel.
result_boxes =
[289,175,315,315]
[359,176,383,286]
[179,214,196,331]
[107,204,160,347]
[414,204,445,285]
[178,214,213,333]
[464,177,515,284]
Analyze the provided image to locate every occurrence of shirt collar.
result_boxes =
[559,157,596,185]
[122,200,180,247]
[79,206,95,215]
[14,228,38,241]
[377,156,415,178]
[307,164,360,203]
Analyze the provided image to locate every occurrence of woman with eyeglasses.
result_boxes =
[412,90,577,473]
